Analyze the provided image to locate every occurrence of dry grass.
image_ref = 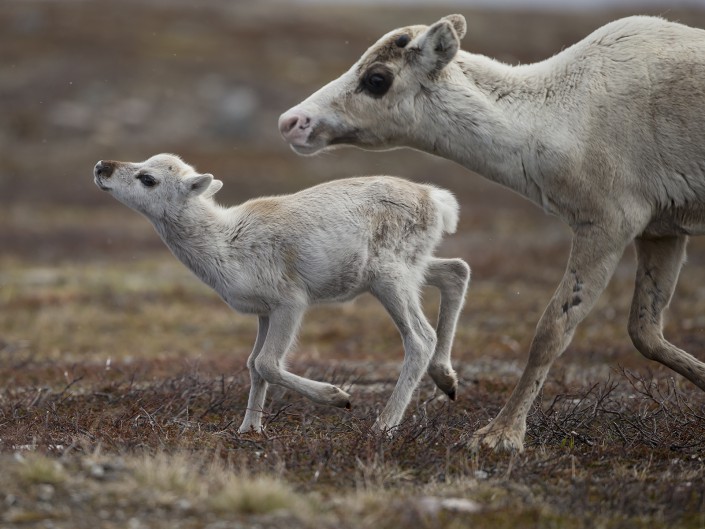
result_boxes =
[1,331,704,527]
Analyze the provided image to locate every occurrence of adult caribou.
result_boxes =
[278,14,705,451]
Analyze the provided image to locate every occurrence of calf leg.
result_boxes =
[253,305,351,408]
[629,235,705,389]
[471,225,631,452]
[372,278,437,432]
[425,257,471,399]
[238,316,270,434]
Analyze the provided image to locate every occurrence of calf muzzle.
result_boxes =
[94,160,117,178]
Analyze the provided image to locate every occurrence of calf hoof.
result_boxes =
[237,423,264,435]
[428,365,458,400]
[371,417,399,439]
[319,385,352,409]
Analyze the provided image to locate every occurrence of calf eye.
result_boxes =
[137,174,157,187]
[395,34,410,48]
[362,69,393,97]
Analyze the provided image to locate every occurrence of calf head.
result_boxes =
[93,153,223,219]
[279,14,467,155]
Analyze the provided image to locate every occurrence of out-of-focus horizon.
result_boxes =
[3,0,705,265]
[291,0,704,10]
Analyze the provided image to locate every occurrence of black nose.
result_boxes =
[94,160,116,178]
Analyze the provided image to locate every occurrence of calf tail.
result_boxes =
[429,186,460,234]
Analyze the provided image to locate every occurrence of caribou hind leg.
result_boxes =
[628,235,705,389]
[425,257,471,400]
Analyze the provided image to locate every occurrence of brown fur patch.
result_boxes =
[355,25,436,83]
[356,33,409,74]
[367,180,436,262]
[242,198,282,218]
[281,242,300,283]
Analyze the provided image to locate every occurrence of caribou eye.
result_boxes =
[361,68,393,97]
[395,34,410,48]
[137,174,157,187]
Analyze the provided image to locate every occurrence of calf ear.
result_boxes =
[185,173,214,196]
[412,17,463,76]
[203,178,223,198]
[442,14,467,40]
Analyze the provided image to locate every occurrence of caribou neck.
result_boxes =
[417,55,561,210]
[152,200,229,290]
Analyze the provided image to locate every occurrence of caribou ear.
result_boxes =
[185,173,214,196]
[412,18,461,76]
[442,14,467,40]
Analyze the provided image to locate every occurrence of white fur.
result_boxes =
[279,15,705,451]
[430,187,460,234]
[93,153,470,434]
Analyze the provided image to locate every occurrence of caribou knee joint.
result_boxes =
[254,357,281,384]
[628,321,660,361]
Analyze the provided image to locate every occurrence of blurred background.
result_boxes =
[2,0,705,379]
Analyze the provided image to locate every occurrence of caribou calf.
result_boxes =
[94,153,470,434]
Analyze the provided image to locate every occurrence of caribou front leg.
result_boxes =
[471,225,632,452]
[238,316,270,434]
